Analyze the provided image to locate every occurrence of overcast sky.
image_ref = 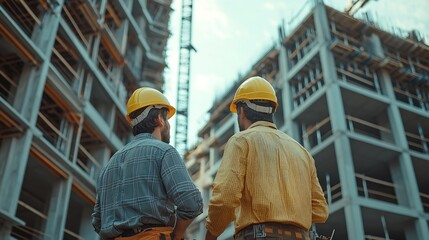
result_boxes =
[163,0,429,150]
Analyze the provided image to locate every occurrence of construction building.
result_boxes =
[184,2,429,240]
[0,0,172,239]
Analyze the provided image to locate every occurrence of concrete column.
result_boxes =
[90,35,102,63]
[14,1,64,124]
[45,178,72,239]
[313,3,365,239]
[279,34,300,139]
[389,160,410,206]
[382,70,429,239]
[98,0,108,18]
[382,70,423,208]
[0,131,32,239]
[278,44,291,131]
[362,33,385,58]
[117,18,130,53]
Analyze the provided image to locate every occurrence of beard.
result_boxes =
[238,120,245,132]
[238,114,245,132]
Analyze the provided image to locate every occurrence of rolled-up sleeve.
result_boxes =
[161,148,203,220]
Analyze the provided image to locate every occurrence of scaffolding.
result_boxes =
[0,0,172,239]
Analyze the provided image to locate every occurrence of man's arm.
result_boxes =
[91,194,101,233]
[172,219,194,240]
[205,229,217,240]
[309,156,329,223]
[205,136,246,237]
[161,148,203,229]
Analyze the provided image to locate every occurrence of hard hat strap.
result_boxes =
[239,100,273,113]
[130,104,165,127]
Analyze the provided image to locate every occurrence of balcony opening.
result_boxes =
[400,109,429,155]
[341,87,393,144]
[62,0,100,49]
[104,2,123,32]
[97,40,118,88]
[393,80,429,111]
[147,0,171,29]
[141,57,164,89]
[124,31,143,82]
[36,84,80,156]
[328,12,383,70]
[283,14,316,68]
[100,2,125,73]
[313,144,341,205]
[0,109,24,140]
[254,47,279,84]
[385,45,429,88]
[76,121,105,180]
[11,151,65,239]
[1,0,43,38]
[335,56,382,94]
[51,31,80,89]
[314,209,347,239]
[64,185,96,240]
[350,139,401,205]
[296,95,331,149]
[113,108,131,145]
[361,207,411,239]
[89,80,114,121]
[290,55,324,109]
[0,39,24,105]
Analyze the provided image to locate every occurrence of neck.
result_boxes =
[151,127,162,141]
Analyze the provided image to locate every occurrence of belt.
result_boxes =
[235,222,309,239]
[120,224,166,237]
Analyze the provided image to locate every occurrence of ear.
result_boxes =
[156,113,165,127]
[237,106,244,117]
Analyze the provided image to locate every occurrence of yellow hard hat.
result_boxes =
[230,76,278,113]
[126,87,176,123]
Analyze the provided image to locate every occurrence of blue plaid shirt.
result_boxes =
[92,133,203,239]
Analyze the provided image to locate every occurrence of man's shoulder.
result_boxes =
[134,136,172,148]
[119,138,176,158]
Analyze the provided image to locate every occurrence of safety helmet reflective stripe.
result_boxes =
[126,87,176,123]
[230,76,278,113]
[130,104,165,127]
[237,99,274,113]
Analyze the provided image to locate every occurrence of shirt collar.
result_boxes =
[248,121,277,130]
[134,133,156,140]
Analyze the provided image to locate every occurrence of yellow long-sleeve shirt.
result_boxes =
[206,121,328,236]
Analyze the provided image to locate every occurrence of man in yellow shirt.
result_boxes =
[205,76,328,240]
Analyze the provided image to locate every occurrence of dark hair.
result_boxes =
[129,107,168,136]
[236,100,275,123]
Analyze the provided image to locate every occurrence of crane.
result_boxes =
[175,0,195,157]
[345,0,371,16]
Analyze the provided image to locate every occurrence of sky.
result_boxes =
[162,0,429,150]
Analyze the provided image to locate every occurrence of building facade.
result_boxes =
[0,0,172,239]
[185,3,429,240]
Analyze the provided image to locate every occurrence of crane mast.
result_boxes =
[175,0,195,156]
